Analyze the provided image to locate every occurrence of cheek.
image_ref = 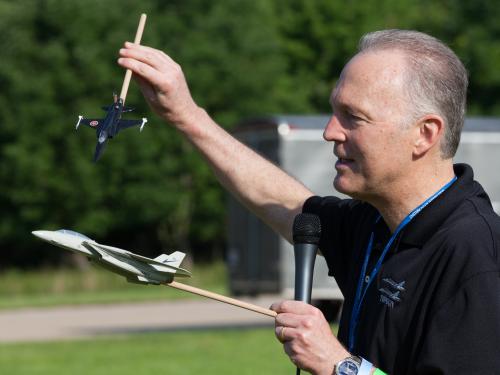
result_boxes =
[355,132,401,172]
[369,133,413,175]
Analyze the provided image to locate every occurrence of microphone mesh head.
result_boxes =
[293,213,321,244]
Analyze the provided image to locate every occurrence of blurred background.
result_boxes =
[0,0,499,373]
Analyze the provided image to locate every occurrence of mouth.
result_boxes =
[335,157,355,169]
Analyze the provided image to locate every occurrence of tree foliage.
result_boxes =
[0,0,498,268]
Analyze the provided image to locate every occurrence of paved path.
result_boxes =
[0,295,278,343]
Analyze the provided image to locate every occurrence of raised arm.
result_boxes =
[118,42,313,242]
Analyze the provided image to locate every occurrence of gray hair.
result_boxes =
[358,30,468,158]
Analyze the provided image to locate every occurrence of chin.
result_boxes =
[333,177,356,197]
[334,173,371,200]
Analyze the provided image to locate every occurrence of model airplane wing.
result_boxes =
[76,116,102,130]
[88,242,191,276]
[116,118,148,132]
[80,241,103,259]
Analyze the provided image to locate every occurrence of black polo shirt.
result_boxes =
[303,164,500,374]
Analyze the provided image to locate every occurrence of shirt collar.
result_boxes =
[397,163,482,247]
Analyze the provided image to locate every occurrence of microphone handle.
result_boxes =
[293,242,318,375]
[294,243,318,303]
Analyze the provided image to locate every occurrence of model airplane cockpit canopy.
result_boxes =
[56,229,91,240]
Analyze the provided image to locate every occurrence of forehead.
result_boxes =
[331,50,409,118]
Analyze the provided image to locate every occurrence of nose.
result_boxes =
[32,230,53,242]
[323,114,346,142]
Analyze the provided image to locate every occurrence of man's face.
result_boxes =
[324,50,417,201]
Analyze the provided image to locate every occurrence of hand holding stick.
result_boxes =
[164,280,277,318]
[120,13,147,104]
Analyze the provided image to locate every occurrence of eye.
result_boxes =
[348,112,367,122]
[345,113,362,125]
[348,112,364,121]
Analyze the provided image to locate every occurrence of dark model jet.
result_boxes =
[76,93,148,162]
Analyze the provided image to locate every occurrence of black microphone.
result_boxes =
[293,213,321,304]
[292,213,321,375]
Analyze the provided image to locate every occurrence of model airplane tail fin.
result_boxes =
[155,251,186,267]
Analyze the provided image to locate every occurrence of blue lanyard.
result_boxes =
[347,176,457,352]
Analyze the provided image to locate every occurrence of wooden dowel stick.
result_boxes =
[164,280,277,318]
[120,13,147,104]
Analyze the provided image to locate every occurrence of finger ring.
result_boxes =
[280,326,286,341]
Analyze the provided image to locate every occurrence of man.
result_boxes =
[118,30,500,374]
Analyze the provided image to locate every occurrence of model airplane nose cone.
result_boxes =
[32,230,53,242]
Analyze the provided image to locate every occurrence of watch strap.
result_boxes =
[359,357,373,375]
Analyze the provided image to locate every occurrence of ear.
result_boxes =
[412,115,444,157]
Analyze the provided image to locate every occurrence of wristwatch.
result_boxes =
[334,355,362,375]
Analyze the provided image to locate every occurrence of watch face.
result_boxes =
[336,359,359,375]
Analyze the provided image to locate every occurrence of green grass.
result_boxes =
[0,262,228,309]
[0,328,295,375]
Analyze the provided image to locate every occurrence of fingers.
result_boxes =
[132,74,158,106]
[275,325,301,343]
[275,324,315,369]
[116,42,198,125]
[271,300,324,339]
[276,326,288,343]
[274,313,318,343]
[119,57,161,86]
[119,42,177,72]
[271,300,322,315]
[272,300,338,372]
[271,300,349,374]
[117,42,183,90]
[118,55,168,84]
[273,301,323,344]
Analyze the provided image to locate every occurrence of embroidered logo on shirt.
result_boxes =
[379,278,406,308]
